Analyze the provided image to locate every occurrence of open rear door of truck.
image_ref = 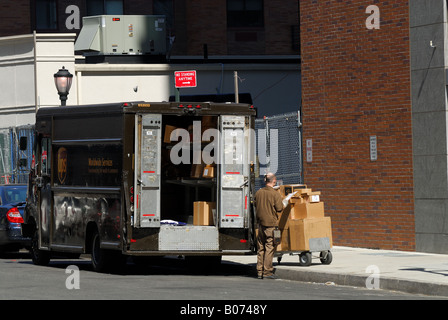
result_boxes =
[135,113,162,228]
[219,115,250,229]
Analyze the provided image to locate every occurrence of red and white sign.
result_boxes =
[175,70,197,88]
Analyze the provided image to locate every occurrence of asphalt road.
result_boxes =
[0,251,444,303]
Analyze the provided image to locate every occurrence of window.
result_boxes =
[4,187,27,203]
[86,0,124,16]
[227,0,264,28]
[154,0,174,31]
[41,138,51,176]
[35,0,57,31]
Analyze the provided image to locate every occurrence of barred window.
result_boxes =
[86,0,124,16]
[227,0,264,28]
[35,0,57,31]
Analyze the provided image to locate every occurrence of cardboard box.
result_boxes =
[164,125,178,143]
[301,191,321,203]
[277,184,308,198]
[190,164,204,178]
[276,225,291,251]
[202,116,216,127]
[288,217,333,251]
[202,165,215,179]
[293,202,325,219]
[193,201,216,226]
[289,197,306,205]
[191,151,205,178]
[201,116,217,142]
[277,205,292,230]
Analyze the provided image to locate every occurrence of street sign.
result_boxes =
[175,70,197,88]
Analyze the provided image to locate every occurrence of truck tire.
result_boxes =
[30,231,50,266]
[91,230,126,273]
[91,230,109,272]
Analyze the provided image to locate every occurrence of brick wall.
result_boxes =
[184,0,228,55]
[300,1,415,250]
[182,0,299,55]
[0,0,31,37]
[264,1,299,55]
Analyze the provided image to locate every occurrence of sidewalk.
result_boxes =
[223,246,448,297]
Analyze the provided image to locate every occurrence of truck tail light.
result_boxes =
[130,186,134,204]
[6,208,24,224]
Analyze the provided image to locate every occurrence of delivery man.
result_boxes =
[254,172,283,279]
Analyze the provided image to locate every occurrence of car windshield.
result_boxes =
[1,186,27,204]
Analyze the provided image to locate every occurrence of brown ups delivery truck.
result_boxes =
[22,101,257,272]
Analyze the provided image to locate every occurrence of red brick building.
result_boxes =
[0,0,31,36]
[300,0,414,251]
[0,0,299,56]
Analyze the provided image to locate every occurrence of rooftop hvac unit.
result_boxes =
[75,15,167,56]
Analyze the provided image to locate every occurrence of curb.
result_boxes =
[224,261,448,298]
[277,268,448,298]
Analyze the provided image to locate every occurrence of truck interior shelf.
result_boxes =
[164,178,215,187]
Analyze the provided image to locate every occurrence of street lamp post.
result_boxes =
[54,66,73,106]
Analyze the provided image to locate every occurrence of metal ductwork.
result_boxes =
[75,15,167,56]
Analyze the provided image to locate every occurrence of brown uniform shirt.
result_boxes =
[255,186,283,227]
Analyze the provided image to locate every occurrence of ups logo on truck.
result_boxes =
[58,147,68,184]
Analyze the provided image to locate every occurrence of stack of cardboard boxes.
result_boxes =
[164,117,218,227]
[276,185,332,252]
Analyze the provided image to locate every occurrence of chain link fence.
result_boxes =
[255,111,303,190]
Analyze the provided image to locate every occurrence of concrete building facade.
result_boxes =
[0,33,300,116]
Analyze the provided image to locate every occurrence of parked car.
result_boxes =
[0,184,30,253]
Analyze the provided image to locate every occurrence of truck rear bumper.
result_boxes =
[124,250,253,256]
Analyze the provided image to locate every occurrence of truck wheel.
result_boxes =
[91,230,109,272]
[299,252,312,266]
[91,230,126,273]
[30,231,50,266]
